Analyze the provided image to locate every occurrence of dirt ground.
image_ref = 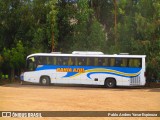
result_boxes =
[0,83,159,120]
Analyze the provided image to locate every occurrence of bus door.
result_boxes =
[24,57,38,82]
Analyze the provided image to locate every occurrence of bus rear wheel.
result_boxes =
[40,76,50,86]
[105,78,116,88]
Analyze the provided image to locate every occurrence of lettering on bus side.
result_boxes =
[56,68,72,72]
[73,68,85,73]
[56,68,85,73]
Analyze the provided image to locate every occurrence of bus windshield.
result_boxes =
[26,57,36,71]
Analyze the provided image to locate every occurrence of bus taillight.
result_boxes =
[144,72,146,77]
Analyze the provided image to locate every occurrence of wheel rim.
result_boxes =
[107,80,115,87]
[107,81,113,87]
[42,78,47,84]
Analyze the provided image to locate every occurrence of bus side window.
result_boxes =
[98,58,103,66]
[42,56,47,65]
[48,56,55,65]
[115,58,121,67]
[54,57,57,65]
[77,57,86,66]
[88,57,94,66]
[110,58,115,66]
[102,58,107,66]
[103,58,109,66]
[46,57,51,65]
[62,57,68,66]
[129,58,141,67]
[135,59,141,67]
[37,56,47,65]
[37,56,41,65]
[57,57,62,65]
[48,57,52,65]
[68,57,74,66]
[87,58,89,66]
[78,58,82,66]
[82,58,87,65]
[115,58,128,67]
[94,58,98,66]
[72,57,75,66]
[75,57,78,66]
[121,58,128,67]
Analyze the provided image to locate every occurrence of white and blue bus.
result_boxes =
[21,51,146,88]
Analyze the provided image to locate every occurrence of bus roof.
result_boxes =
[72,51,104,55]
[27,52,146,59]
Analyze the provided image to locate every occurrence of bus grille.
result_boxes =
[130,76,140,85]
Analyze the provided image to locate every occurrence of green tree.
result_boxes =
[47,0,59,52]
[69,0,107,52]
[3,41,25,80]
[29,0,50,53]
[0,55,3,78]
[57,1,76,52]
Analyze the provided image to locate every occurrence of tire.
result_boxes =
[105,78,116,88]
[40,76,50,86]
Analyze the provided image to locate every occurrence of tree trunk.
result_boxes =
[10,68,15,82]
[113,0,117,46]
[52,32,55,52]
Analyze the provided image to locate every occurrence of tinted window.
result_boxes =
[115,58,128,67]
[37,56,47,65]
[129,58,142,67]
[68,57,75,66]
[62,57,69,65]
[48,56,56,65]
[76,57,87,66]
[110,58,115,66]
[87,57,94,66]
[33,56,141,68]
[57,57,63,65]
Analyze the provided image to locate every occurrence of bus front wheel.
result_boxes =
[40,76,50,86]
[105,78,116,88]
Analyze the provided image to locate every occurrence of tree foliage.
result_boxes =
[3,41,25,79]
[0,0,160,81]
[70,0,106,51]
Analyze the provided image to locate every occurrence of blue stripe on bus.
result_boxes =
[36,65,141,78]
